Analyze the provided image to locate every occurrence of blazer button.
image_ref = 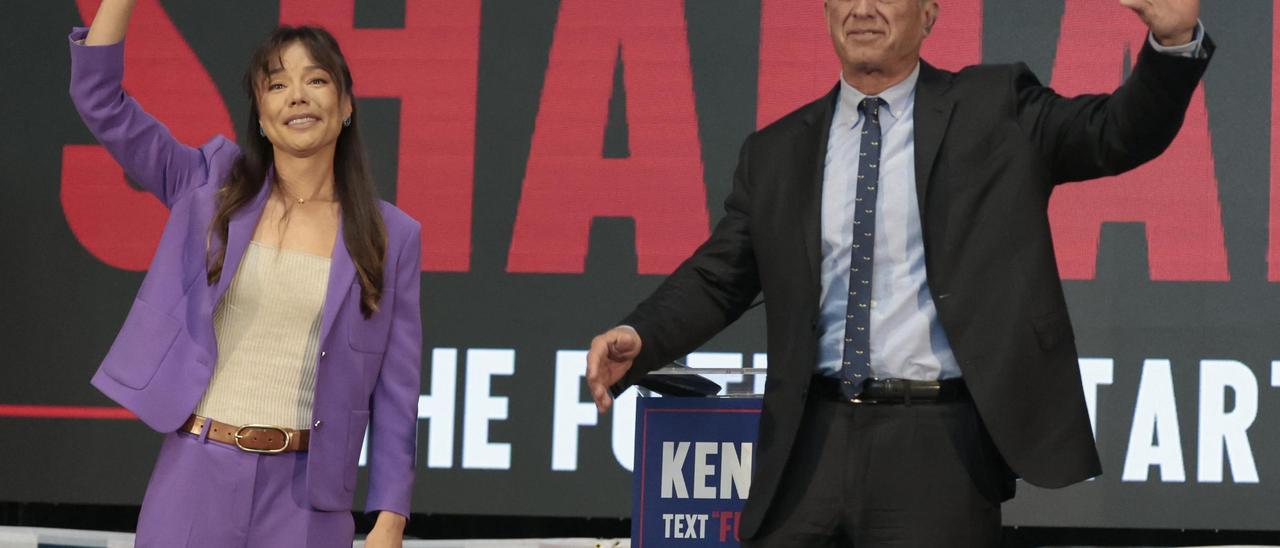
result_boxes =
[313,420,323,430]
[320,350,327,359]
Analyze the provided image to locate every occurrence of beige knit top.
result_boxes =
[194,241,331,430]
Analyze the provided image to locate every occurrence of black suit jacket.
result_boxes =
[619,37,1213,539]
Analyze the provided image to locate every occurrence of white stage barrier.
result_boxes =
[2,527,1278,548]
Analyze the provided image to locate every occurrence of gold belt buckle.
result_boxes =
[233,424,292,454]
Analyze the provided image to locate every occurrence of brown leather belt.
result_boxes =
[179,415,310,453]
[810,375,969,404]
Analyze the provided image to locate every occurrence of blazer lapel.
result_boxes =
[318,219,355,348]
[215,178,272,303]
[913,61,955,221]
[797,85,840,291]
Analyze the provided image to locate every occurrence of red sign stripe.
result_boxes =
[0,405,136,420]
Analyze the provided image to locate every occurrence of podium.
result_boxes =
[629,367,765,547]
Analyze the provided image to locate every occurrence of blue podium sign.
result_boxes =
[631,397,764,547]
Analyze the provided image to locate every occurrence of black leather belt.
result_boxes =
[810,375,969,404]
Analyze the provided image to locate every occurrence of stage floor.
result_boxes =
[0,527,631,548]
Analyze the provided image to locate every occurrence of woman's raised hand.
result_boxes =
[84,0,138,46]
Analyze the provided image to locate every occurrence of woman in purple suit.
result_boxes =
[71,1,422,546]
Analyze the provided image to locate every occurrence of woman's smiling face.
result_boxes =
[256,41,352,159]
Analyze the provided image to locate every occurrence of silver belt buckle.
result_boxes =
[849,377,883,404]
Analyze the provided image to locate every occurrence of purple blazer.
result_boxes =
[68,28,423,517]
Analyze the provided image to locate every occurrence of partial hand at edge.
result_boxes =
[84,0,138,46]
[363,511,406,548]
[586,326,643,413]
[1119,0,1199,46]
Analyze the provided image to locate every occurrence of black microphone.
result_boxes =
[611,362,724,398]
[609,298,765,398]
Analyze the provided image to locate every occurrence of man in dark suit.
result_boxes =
[587,0,1210,545]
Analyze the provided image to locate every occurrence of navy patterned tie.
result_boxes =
[839,97,884,400]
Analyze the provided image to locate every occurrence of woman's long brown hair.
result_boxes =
[207,25,386,318]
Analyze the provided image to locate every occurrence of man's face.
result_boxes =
[825,0,937,75]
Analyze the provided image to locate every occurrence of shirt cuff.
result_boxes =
[1148,20,1206,59]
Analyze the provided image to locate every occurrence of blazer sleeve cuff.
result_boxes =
[69,27,125,84]
[1133,30,1214,103]
[365,500,412,521]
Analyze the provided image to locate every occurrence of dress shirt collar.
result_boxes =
[836,62,920,125]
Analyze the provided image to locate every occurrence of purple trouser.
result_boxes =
[135,429,354,548]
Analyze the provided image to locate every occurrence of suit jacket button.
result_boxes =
[320,350,327,358]
[313,420,323,430]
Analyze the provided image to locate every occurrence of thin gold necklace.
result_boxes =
[277,183,330,205]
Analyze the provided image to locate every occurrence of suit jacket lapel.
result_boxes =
[798,85,840,291]
[318,220,355,348]
[215,178,272,303]
[913,61,955,221]
[798,64,952,296]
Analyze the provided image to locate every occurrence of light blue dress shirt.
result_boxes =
[816,64,961,380]
[814,26,1206,380]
